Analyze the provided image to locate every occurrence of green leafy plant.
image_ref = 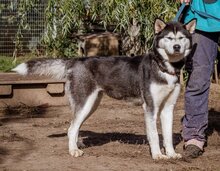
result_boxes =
[0,56,19,72]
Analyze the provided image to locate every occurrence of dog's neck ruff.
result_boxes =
[152,47,186,78]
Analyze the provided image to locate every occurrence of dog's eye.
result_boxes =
[179,37,184,40]
[166,37,173,40]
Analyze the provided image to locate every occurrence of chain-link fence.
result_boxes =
[0,0,46,56]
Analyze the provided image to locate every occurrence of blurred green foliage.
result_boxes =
[43,0,179,57]
[1,0,179,58]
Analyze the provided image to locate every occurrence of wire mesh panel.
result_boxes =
[0,0,46,56]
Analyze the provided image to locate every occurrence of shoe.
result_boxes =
[183,144,203,160]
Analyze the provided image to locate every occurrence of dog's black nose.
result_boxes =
[173,44,181,52]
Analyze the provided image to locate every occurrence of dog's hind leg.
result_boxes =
[143,102,168,160]
[66,82,102,157]
[160,84,182,159]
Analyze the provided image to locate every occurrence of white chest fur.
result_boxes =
[150,71,180,108]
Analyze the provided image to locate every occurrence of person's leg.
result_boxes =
[182,30,219,158]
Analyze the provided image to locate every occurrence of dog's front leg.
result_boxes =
[143,103,168,160]
[160,84,182,159]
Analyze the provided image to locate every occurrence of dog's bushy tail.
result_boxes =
[12,58,67,79]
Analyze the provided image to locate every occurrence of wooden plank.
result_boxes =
[0,73,66,85]
[0,85,12,95]
[46,83,64,94]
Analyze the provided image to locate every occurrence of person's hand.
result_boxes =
[180,0,191,5]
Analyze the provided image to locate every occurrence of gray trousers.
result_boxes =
[182,30,219,142]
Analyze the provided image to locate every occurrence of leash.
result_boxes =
[173,2,186,22]
[190,5,220,22]
[173,1,220,22]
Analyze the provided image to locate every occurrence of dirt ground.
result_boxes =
[0,84,220,171]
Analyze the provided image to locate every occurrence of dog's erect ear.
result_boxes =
[184,19,196,34]
[154,18,166,34]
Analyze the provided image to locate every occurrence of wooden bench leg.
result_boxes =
[214,62,219,85]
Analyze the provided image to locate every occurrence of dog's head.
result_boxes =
[153,18,196,63]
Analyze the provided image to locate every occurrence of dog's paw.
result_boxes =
[152,154,169,160]
[69,149,84,157]
[167,152,182,159]
[77,141,86,148]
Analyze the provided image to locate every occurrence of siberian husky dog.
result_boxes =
[12,19,196,160]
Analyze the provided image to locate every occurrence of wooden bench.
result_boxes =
[0,73,68,107]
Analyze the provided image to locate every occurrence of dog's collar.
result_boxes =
[165,70,176,76]
[154,57,177,76]
[161,67,176,76]
[162,59,177,76]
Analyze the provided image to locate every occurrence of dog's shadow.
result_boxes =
[81,131,182,149]
[206,108,220,136]
[80,131,147,146]
[48,131,182,149]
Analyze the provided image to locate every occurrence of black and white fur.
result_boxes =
[12,19,196,160]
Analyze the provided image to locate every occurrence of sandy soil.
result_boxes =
[0,84,220,171]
